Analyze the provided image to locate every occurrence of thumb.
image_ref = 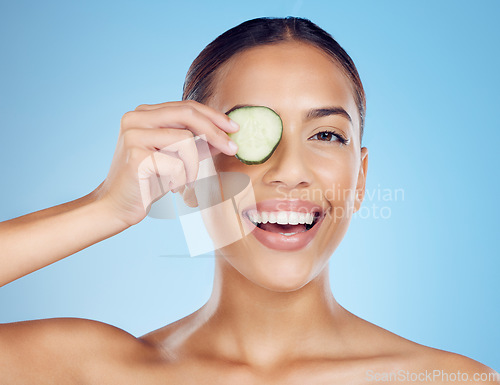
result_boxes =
[182,184,198,208]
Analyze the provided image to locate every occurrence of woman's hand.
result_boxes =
[94,100,239,227]
[0,100,238,286]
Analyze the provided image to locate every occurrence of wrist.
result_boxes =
[85,188,132,236]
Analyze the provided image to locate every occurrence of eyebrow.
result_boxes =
[305,107,352,123]
[225,104,352,124]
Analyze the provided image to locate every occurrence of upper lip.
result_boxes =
[242,199,327,218]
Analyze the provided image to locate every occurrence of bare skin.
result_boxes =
[0,42,497,385]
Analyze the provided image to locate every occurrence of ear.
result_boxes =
[353,147,368,213]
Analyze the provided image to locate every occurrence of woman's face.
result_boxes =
[204,41,368,292]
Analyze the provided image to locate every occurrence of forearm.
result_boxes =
[0,190,128,287]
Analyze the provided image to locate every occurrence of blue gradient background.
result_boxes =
[0,0,498,370]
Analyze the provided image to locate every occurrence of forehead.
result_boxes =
[210,41,360,130]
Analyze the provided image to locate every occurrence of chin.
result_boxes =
[253,275,312,293]
[221,242,324,293]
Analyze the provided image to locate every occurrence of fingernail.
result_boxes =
[229,119,239,130]
[228,140,238,154]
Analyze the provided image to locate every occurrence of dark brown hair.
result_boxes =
[182,17,366,142]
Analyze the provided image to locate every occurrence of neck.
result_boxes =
[197,256,347,368]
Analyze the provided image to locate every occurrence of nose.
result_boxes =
[261,135,312,191]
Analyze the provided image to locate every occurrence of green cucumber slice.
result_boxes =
[227,106,283,165]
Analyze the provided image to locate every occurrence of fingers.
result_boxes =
[115,100,239,214]
[155,131,199,190]
[123,108,237,156]
[132,130,198,186]
[182,184,198,208]
[152,152,187,193]
[135,100,239,134]
[122,128,200,183]
[135,148,192,210]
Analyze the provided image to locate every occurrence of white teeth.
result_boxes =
[296,212,307,224]
[276,212,288,225]
[247,210,318,226]
[288,212,299,225]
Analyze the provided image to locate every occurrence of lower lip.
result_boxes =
[243,214,324,251]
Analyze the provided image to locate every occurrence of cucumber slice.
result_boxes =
[227,106,283,165]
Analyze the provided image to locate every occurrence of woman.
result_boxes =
[0,17,497,384]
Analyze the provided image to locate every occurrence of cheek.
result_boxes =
[309,149,359,218]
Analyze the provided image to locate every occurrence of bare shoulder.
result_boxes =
[346,312,498,384]
[0,317,160,385]
[419,348,499,384]
[390,341,499,384]
[362,338,498,384]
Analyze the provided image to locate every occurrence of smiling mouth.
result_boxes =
[244,210,323,236]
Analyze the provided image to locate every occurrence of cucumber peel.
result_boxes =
[227,106,283,165]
